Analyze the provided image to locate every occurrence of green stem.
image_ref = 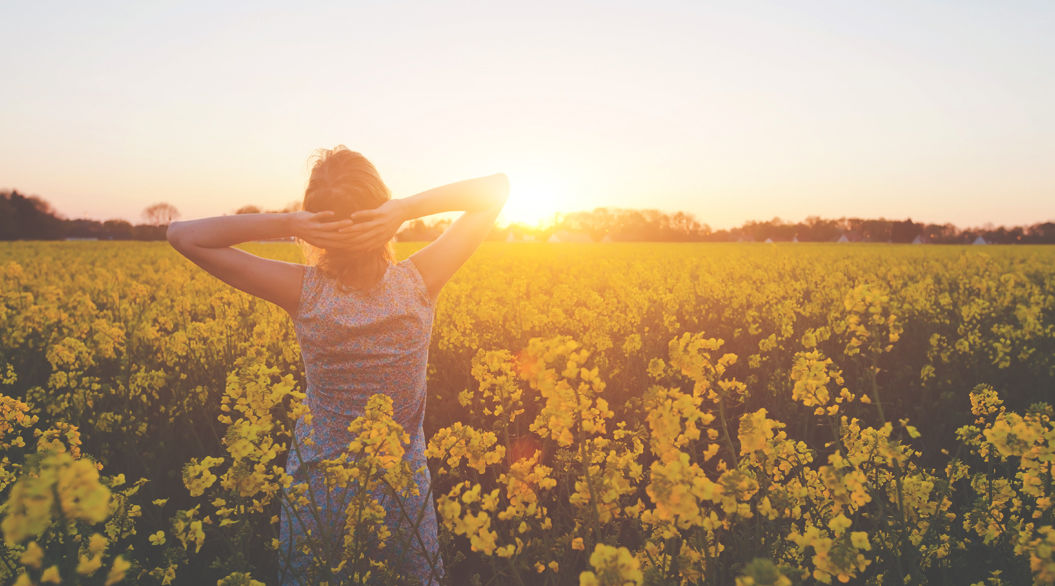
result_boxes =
[570,377,603,545]
[914,443,964,561]
[507,553,527,586]
[378,468,445,585]
[578,425,603,544]
[892,461,914,582]
[717,396,739,469]
[282,428,333,580]
[868,363,885,425]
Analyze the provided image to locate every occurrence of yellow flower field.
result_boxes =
[1,241,1053,584]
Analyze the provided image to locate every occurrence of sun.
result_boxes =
[499,170,572,227]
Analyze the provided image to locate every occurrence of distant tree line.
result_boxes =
[3,190,1054,244]
[467,209,1055,244]
[474,209,1055,244]
[0,190,175,240]
[0,191,299,241]
[710,215,1055,244]
[548,208,709,241]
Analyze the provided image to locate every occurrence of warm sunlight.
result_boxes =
[499,170,574,227]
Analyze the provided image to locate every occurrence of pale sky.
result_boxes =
[2,1,1053,229]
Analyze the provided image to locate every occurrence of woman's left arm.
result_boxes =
[166,211,353,313]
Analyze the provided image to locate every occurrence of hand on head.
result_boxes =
[337,199,406,252]
[290,211,358,250]
[292,201,403,252]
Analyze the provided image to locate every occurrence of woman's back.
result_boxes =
[294,258,434,428]
[282,258,442,585]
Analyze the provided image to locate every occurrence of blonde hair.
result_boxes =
[301,145,394,290]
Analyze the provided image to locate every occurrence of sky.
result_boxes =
[1,0,1053,230]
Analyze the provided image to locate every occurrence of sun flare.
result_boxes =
[500,170,573,227]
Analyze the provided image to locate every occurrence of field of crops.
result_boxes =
[1,241,1054,585]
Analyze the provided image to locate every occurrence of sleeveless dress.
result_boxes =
[279,258,443,585]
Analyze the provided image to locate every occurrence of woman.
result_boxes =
[167,145,509,584]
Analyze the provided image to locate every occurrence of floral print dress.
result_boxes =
[279,259,442,585]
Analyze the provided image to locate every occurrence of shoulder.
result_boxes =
[293,263,325,317]
[396,258,436,307]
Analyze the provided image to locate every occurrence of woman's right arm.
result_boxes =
[397,173,510,219]
[340,173,509,301]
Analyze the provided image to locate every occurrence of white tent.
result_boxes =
[600,234,613,243]
[791,236,798,243]
[837,234,850,243]
[972,236,987,245]
[505,232,517,242]
[764,237,773,243]
[911,235,925,244]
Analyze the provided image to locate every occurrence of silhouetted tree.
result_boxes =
[670,211,709,240]
[65,218,105,239]
[0,190,64,240]
[891,219,921,243]
[133,224,166,240]
[801,216,840,242]
[1026,222,1055,243]
[142,202,180,226]
[103,219,134,239]
[547,208,708,242]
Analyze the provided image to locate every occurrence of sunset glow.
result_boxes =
[499,170,575,227]
[1,2,1053,229]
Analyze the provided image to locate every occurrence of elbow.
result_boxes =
[166,221,187,250]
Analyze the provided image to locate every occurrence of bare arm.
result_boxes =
[166,211,353,313]
[398,173,510,218]
[339,173,509,300]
